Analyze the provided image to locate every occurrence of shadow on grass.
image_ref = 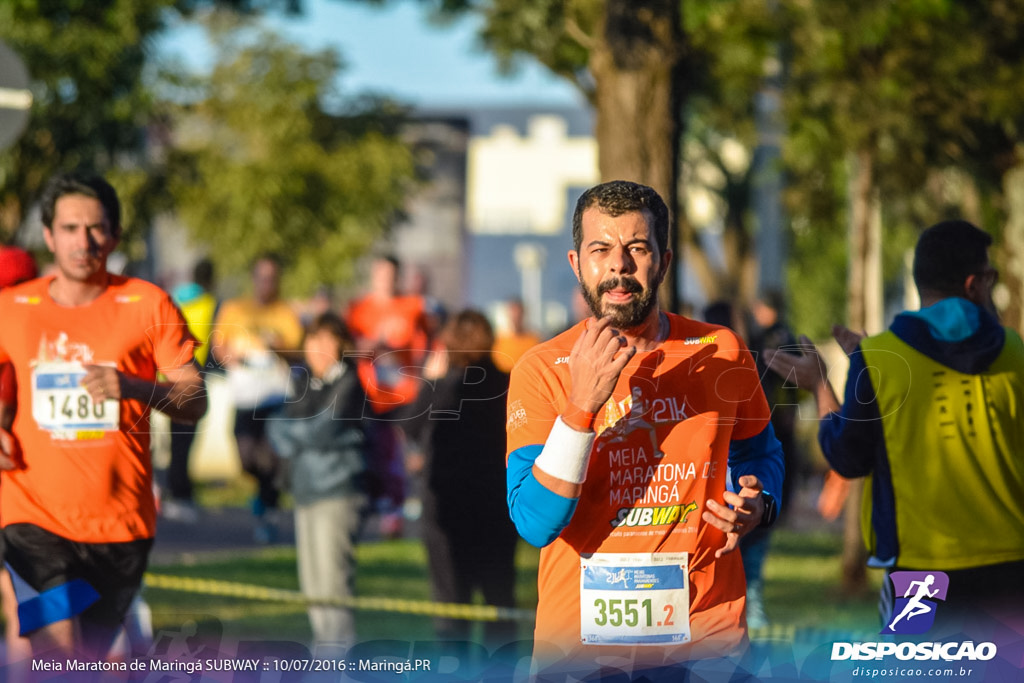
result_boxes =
[144,525,876,645]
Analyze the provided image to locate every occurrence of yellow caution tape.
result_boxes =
[144,573,875,644]
[143,573,536,623]
[747,624,796,642]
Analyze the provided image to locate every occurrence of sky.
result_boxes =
[161,0,585,109]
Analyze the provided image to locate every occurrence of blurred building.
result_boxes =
[386,106,597,336]
[138,105,596,338]
[106,106,598,483]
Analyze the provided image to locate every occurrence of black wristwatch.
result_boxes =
[759,491,778,528]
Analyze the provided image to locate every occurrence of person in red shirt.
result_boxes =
[0,245,38,663]
[0,246,38,407]
[506,181,783,679]
[346,254,429,409]
[346,254,430,535]
[0,173,207,659]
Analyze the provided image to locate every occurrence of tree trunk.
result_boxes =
[841,147,882,596]
[590,0,684,312]
[847,148,872,334]
[1000,150,1024,333]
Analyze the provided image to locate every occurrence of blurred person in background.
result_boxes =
[403,263,447,344]
[747,291,802,520]
[298,284,335,329]
[346,254,430,399]
[268,313,369,650]
[211,253,303,544]
[346,254,429,538]
[162,258,219,523]
[745,292,803,629]
[492,298,541,373]
[703,294,804,630]
[400,310,518,646]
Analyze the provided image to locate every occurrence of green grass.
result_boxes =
[144,526,877,647]
[146,539,541,646]
[191,477,293,510]
[761,530,882,633]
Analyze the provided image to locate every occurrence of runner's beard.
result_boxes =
[579,273,660,329]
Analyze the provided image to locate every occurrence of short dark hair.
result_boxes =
[40,172,121,238]
[374,253,400,270]
[571,180,670,255]
[758,288,786,317]
[305,312,354,355]
[193,258,215,290]
[913,220,993,296]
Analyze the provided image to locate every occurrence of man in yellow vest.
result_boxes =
[163,258,218,522]
[765,220,1024,629]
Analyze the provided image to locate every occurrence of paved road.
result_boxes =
[150,475,830,566]
[150,504,416,565]
[150,505,297,564]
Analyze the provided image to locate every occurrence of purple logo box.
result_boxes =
[881,571,950,635]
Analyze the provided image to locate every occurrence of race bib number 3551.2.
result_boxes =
[31,361,120,436]
[580,552,691,646]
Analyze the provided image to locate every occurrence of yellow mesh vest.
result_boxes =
[860,329,1024,569]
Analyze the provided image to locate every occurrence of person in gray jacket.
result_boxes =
[268,312,369,649]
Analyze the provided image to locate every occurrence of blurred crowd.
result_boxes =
[149,248,829,648]
[0,225,847,660]
[4,175,1019,674]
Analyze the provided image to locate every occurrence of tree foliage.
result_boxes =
[10,0,1024,327]
[390,0,1024,328]
[411,0,687,306]
[163,29,417,295]
[0,0,178,245]
[779,0,1024,334]
[679,1,777,306]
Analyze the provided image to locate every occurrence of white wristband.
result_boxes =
[534,416,597,485]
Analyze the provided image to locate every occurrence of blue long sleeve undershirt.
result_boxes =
[507,423,785,548]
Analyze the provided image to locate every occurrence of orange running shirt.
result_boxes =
[346,294,429,412]
[346,295,428,365]
[507,314,774,668]
[492,331,542,373]
[0,275,198,543]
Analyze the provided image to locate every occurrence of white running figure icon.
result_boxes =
[888,574,939,630]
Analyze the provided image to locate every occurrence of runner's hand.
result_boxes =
[567,317,636,413]
[82,364,123,404]
[764,335,830,394]
[703,475,765,558]
[832,324,866,357]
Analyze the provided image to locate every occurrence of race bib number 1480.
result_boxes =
[31,361,119,435]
